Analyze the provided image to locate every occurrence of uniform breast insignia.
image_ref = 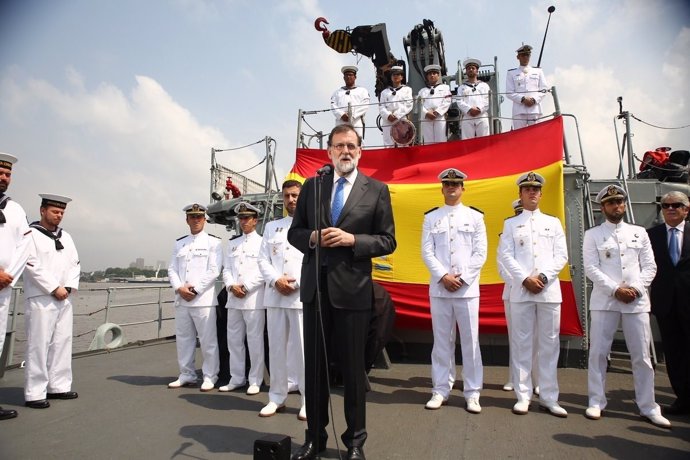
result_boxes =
[517,224,525,228]
[272,246,278,255]
[232,246,237,253]
[276,227,284,233]
[606,250,611,259]
[520,239,524,246]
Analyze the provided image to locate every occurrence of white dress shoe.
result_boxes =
[466,397,481,414]
[642,413,672,429]
[246,384,261,395]
[539,401,568,418]
[512,400,530,415]
[533,386,540,396]
[288,384,299,393]
[425,393,447,410]
[585,407,601,420]
[168,378,196,389]
[502,382,514,391]
[200,379,216,392]
[259,401,285,417]
[218,383,244,392]
[298,405,307,421]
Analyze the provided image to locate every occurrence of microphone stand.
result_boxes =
[312,171,327,456]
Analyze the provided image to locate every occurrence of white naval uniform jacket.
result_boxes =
[422,204,488,298]
[456,81,490,118]
[258,216,302,309]
[168,231,222,307]
[584,221,656,313]
[498,209,568,303]
[505,66,548,116]
[222,231,265,310]
[418,84,452,117]
[0,198,32,288]
[330,86,370,126]
[379,85,413,122]
[23,227,80,298]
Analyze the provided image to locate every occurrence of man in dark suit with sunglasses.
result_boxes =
[648,191,690,416]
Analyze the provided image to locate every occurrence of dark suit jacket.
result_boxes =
[647,221,690,317]
[288,170,396,310]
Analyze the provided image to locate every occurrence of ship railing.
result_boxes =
[2,284,175,368]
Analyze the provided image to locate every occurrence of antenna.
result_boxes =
[536,6,556,68]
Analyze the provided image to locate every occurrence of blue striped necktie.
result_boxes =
[331,177,347,225]
[669,227,680,266]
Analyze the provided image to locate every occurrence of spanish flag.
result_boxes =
[287,116,583,336]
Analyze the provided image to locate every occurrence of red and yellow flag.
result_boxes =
[287,117,583,336]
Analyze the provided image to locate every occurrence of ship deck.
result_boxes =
[1,339,689,459]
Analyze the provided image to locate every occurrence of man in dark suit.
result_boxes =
[648,191,690,415]
[288,124,396,460]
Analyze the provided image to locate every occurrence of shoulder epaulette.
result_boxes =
[230,234,242,241]
[176,235,187,241]
[469,206,484,214]
[208,233,221,239]
[508,67,517,71]
[424,207,439,215]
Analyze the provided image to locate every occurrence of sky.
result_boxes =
[1,0,688,271]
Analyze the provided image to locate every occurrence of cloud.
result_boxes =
[0,69,265,270]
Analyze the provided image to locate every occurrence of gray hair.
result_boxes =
[661,191,690,207]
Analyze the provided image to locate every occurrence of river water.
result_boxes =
[6,282,179,365]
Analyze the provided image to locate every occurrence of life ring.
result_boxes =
[88,323,126,351]
[390,118,416,146]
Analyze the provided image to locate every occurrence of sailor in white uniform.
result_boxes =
[457,58,491,139]
[583,185,671,428]
[418,64,451,144]
[220,202,265,395]
[421,168,487,414]
[498,172,568,417]
[379,65,413,147]
[331,65,370,140]
[505,45,549,130]
[168,203,222,392]
[257,180,306,419]
[0,153,31,420]
[22,194,80,409]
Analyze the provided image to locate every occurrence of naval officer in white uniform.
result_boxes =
[498,172,568,417]
[418,64,451,144]
[23,194,80,409]
[457,58,491,139]
[220,202,265,395]
[379,65,413,147]
[0,153,32,420]
[331,65,370,140]
[583,184,671,428]
[168,203,222,392]
[258,180,306,419]
[421,168,487,414]
[505,45,549,130]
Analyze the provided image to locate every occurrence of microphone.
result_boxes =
[316,164,333,176]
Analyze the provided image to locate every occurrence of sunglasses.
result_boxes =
[661,202,686,209]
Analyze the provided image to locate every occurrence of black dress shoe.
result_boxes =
[663,400,690,415]
[347,446,366,460]
[291,440,326,460]
[0,407,18,420]
[25,399,50,409]
[47,391,79,400]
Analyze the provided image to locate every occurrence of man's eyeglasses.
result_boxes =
[661,202,686,209]
[331,143,359,152]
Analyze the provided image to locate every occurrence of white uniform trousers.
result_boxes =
[509,301,560,403]
[512,114,540,130]
[174,305,219,383]
[588,310,661,416]
[504,300,539,386]
[460,117,489,139]
[430,297,482,399]
[227,308,265,387]
[0,290,11,357]
[381,123,395,147]
[24,296,73,401]
[267,307,304,405]
[421,119,447,145]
